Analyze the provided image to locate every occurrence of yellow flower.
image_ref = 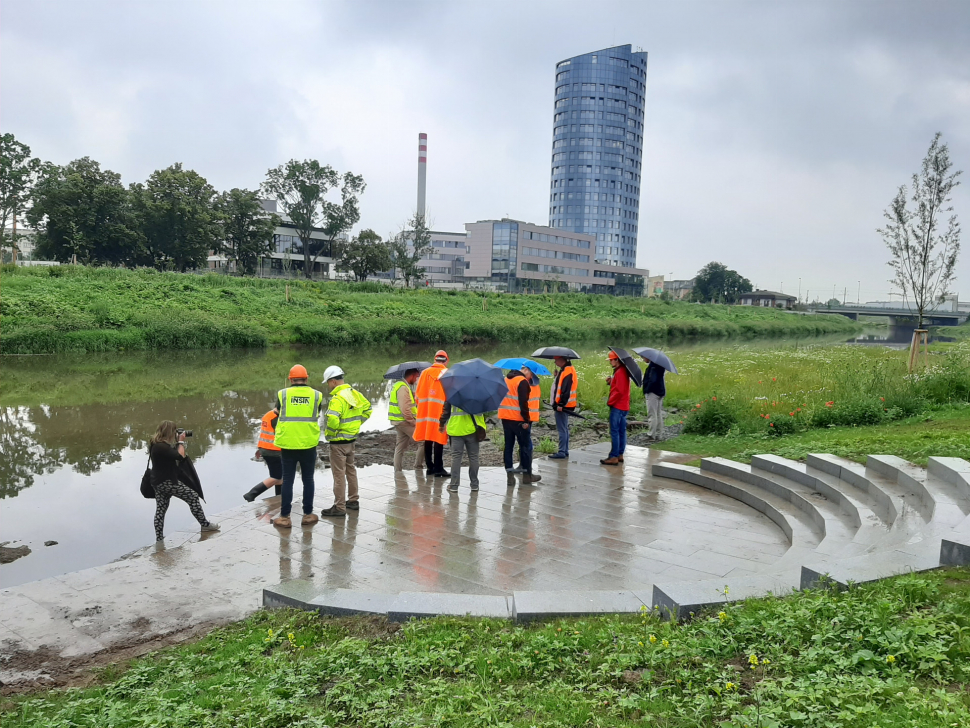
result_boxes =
[725,682,736,691]
[886,654,896,664]
[649,634,657,644]
[717,611,727,622]
[761,658,770,666]
[638,641,644,647]
[748,654,759,667]
[723,586,730,596]
[661,639,670,648]
[267,629,274,636]
[287,633,295,640]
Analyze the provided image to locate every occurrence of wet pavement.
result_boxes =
[0,443,791,688]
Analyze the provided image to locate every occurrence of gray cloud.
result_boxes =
[2,0,968,301]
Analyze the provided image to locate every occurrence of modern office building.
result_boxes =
[548,44,647,270]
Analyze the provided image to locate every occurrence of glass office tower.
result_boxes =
[549,44,647,268]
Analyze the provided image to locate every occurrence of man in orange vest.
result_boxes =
[498,364,541,486]
[243,403,283,501]
[413,350,451,477]
[548,356,578,460]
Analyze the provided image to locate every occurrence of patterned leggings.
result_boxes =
[154,479,209,541]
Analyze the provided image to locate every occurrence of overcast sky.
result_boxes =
[3,0,969,301]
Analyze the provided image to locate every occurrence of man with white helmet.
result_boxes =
[272,364,323,528]
[320,365,372,518]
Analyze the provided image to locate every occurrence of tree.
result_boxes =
[390,213,433,287]
[29,157,142,265]
[0,133,42,257]
[132,163,220,271]
[260,160,365,279]
[690,262,752,304]
[879,133,962,329]
[336,229,391,281]
[215,188,279,275]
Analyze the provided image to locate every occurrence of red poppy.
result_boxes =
[825,401,834,407]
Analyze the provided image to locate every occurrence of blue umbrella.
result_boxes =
[494,357,551,376]
[439,358,508,415]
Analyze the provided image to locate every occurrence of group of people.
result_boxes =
[148,349,666,540]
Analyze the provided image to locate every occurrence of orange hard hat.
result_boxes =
[435,350,449,362]
[608,350,619,360]
[288,364,308,379]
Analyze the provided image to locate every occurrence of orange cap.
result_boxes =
[288,364,308,379]
[435,350,449,362]
[608,351,619,360]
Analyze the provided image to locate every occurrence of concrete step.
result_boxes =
[806,453,905,523]
[652,572,799,621]
[928,457,970,502]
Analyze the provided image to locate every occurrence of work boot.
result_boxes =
[523,473,542,484]
[243,483,268,502]
[301,513,319,526]
[600,457,620,466]
[272,516,292,528]
[320,506,346,518]
[507,473,516,487]
[346,501,359,511]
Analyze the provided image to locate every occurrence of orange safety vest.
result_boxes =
[258,410,281,451]
[412,362,449,445]
[498,376,541,422]
[554,365,578,409]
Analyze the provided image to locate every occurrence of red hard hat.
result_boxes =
[288,364,308,379]
[435,350,449,362]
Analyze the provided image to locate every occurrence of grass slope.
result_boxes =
[4,569,969,727]
[0,265,859,354]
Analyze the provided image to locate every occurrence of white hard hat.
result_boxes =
[322,365,345,382]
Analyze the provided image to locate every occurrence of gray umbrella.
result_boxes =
[532,346,581,360]
[632,347,679,374]
[608,346,643,388]
[383,361,432,380]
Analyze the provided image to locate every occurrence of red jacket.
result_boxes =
[607,365,630,411]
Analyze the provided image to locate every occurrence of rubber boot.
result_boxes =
[243,483,269,502]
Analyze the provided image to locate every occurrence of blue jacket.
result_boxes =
[643,362,666,397]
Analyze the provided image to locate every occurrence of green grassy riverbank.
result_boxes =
[4,568,969,727]
[0,265,859,355]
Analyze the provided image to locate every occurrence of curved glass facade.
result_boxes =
[548,44,647,269]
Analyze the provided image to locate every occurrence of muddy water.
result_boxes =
[0,337,851,587]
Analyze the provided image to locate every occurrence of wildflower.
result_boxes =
[723,586,729,595]
[886,654,896,664]
[761,658,770,666]
[748,654,759,668]
[880,397,885,401]
[712,396,717,401]
[696,403,702,409]
[789,412,794,416]
[772,377,776,381]
[638,641,644,646]
[717,611,727,622]
[649,634,657,643]
[287,632,295,640]
[825,401,834,407]
[725,681,736,691]
[299,645,305,650]
[769,423,774,427]
[661,639,670,648]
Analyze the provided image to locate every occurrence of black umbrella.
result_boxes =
[532,346,581,360]
[608,346,643,388]
[632,347,679,374]
[438,358,508,415]
[383,361,432,380]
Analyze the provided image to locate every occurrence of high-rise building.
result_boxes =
[548,44,647,269]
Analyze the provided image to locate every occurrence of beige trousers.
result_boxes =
[330,442,358,509]
[393,422,418,470]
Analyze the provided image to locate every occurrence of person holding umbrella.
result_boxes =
[601,350,631,466]
[633,348,678,441]
[438,403,486,493]
[549,355,578,459]
[413,350,451,477]
[498,364,542,485]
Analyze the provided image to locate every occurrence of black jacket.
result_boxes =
[553,368,575,410]
[505,371,531,421]
[643,362,666,398]
[149,442,205,499]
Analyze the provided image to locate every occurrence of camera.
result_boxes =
[177,428,193,438]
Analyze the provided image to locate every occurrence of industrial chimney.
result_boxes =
[416,132,427,221]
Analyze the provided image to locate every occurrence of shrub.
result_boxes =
[810,399,886,428]
[682,396,739,435]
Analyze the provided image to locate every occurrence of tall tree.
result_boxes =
[260,160,365,279]
[29,157,142,265]
[336,229,391,281]
[215,188,279,275]
[879,132,962,329]
[132,163,220,272]
[390,213,433,287]
[690,261,752,304]
[0,133,42,256]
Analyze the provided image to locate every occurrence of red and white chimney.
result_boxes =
[417,132,427,221]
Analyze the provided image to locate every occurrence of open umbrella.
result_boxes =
[532,346,581,360]
[494,357,552,376]
[632,347,679,374]
[438,358,508,415]
[383,361,432,380]
[608,346,643,388]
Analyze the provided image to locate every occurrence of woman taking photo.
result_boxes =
[149,421,219,542]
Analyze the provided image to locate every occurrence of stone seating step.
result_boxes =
[868,455,970,529]
[928,457,970,502]
[652,572,800,621]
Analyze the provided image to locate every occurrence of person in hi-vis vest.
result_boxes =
[548,356,578,459]
[413,350,451,477]
[243,403,283,501]
[272,365,323,529]
[438,402,487,493]
[388,368,422,472]
[319,365,372,518]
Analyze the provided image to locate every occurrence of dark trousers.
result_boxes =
[502,419,533,474]
[280,447,316,517]
[554,410,570,456]
[424,441,444,473]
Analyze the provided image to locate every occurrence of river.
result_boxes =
[0,334,871,587]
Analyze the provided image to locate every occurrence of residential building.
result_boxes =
[663,279,695,300]
[464,218,648,296]
[548,44,647,270]
[739,290,796,309]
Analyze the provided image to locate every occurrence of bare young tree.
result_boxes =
[879,133,962,328]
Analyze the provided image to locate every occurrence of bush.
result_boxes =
[682,396,739,435]
[810,399,886,428]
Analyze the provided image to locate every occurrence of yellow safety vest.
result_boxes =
[388,381,411,423]
[275,386,323,449]
[325,384,372,442]
[446,408,486,437]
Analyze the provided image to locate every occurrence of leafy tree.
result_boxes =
[29,158,142,265]
[690,261,752,304]
[336,229,391,281]
[215,188,279,275]
[879,132,962,329]
[826,298,841,307]
[132,164,220,271]
[260,160,365,279]
[390,213,433,287]
[0,133,42,256]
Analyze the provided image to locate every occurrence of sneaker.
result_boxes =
[320,506,346,518]
[201,522,221,532]
[522,474,542,484]
[271,516,292,528]
[548,453,567,460]
[301,513,319,526]
[346,501,360,511]
[448,483,459,492]
[470,482,480,491]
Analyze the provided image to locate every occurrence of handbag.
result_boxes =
[140,445,155,499]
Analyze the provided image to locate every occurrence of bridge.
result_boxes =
[819,305,968,326]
